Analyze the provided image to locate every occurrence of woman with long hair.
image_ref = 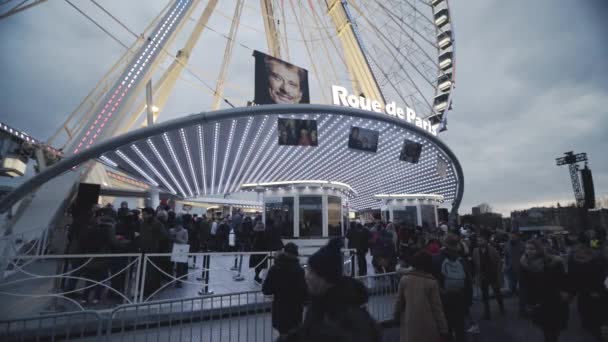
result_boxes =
[393,250,448,342]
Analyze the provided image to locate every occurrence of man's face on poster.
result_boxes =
[267,59,303,104]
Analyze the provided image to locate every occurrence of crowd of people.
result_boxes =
[63,201,284,302]
[63,201,608,341]
[347,220,608,342]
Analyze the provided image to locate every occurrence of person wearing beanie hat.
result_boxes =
[262,242,307,336]
[280,238,381,342]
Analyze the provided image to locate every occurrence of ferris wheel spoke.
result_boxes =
[348,2,435,107]
[288,0,330,104]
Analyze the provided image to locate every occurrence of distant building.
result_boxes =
[472,206,481,216]
[510,205,605,233]
[460,212,503,230]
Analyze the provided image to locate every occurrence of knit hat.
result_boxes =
[307,238,344,284]
[284,242,299,256]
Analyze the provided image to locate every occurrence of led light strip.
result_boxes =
[99,155,118,168]
[223,117,253,194]
[211,123,219,194]
[228,116,269,194]
[74,1,190,154]
[115,150,159,186]
[259,114,327,182]
[163,132,194,197]
[180,128,200,196]
[271,114,348,182]
[197,125,208,195]
[241,120,277,184]
[304,118,383,182]
[131,144,177,195]
[217,120,236,194]
[148,138,187,197]
[287,115,362,180]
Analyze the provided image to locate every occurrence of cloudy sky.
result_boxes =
[0,0,606,216]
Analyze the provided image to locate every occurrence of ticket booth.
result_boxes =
[374,194,444,229]
[241,181,355,238]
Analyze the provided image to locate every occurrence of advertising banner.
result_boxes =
[254,50,310,105]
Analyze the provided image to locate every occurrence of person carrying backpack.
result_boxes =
[435,234,472,342]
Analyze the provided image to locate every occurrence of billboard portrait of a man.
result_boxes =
[253,50,310,105]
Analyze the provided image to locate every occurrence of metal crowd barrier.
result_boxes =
[0,249,358,320]
[0,270,398,342]
[355,272,400,322]
[106,290,273,342]
[0,310,103,341]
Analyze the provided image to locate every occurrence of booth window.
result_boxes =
[328,196,342,236]
[393,206,418,227]
[420,205,437,229]
[265,197,294,237]
[299,196,322,237]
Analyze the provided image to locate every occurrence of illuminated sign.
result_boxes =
[331,85,437,136]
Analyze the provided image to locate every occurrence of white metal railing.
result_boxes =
[0,249,358,318]
[0,271,397,341]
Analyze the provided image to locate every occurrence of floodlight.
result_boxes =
[433,93,449,113]
[437,31,452,49]
[437,72,453,92]
[1,153,27,177]
[438,51,453,70]
[151,106,160,112]
[434,9,450,27]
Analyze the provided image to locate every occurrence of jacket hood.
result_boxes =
[322,276,369,308]
[275,252,300,266]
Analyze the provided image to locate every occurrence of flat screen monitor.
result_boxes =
[399,139,422,163]
[277,118,318,146]
[347,126,379,153]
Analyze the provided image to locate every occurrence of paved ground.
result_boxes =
[385,295,596,342]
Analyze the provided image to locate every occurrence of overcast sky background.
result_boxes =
[0,0,606,216]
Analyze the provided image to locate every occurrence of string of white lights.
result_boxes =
[179,128,200,196]
[228,116,270,194]
[147,138,187,198]
[131,144,177,195]
[222,117,253,194]
[163,132,194,197]
[217,120,237,194]
[197,125,208,195]
[115,149,159,187]
[211,123,219,194]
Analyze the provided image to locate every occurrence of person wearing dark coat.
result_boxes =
[568,239,607,341]
[249,221,269,284]
[472,234,505,320]
[520,239,570,342]
[347,223,370,276]
[262,243,307,336]
[138,208,168,298]
[79,212,114,304]
[280,238,381,342]
[504,231,525,296]
[433,234,472,342]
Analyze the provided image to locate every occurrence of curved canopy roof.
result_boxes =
[0,105,463,213]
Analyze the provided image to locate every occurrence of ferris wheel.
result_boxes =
[0,0,456,151]
[0,0,458,230]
